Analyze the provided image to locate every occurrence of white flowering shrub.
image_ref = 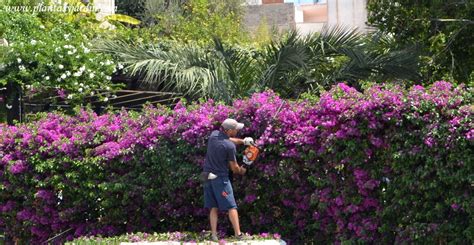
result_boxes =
[0,12,123,104]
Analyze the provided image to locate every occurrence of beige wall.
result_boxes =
[296,22,325,34]
[262,0,284,4]
[244,3,296,33]
[327,0,368,32]
[94,0,115,20]
[300,4,327,23]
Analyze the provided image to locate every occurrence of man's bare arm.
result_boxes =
[229,138,244,145]
[229,161,246,175]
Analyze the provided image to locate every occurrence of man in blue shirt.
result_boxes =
[203,118,254,241]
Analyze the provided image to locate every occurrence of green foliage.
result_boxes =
[253,16,274,46]
[116,0,248,45]
[0,12,121,104]
[161,0,248,45]
[0,40,7,70]
[115,0,147,19]
[99,26,421,102]
[367,0,474,83]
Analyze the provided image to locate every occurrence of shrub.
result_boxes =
[0,82,472,243]
[0,12,121,105]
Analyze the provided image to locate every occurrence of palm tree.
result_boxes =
[97,26,421,102]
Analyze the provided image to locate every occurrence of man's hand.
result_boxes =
[243,137,254,146]
[229,161,247,175]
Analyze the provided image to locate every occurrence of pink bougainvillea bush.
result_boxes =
[0,82,472,244]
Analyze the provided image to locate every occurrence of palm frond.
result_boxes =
[261,30,309,88]
[306,25,363,56]
[96,27,421,102]
[97,40,214,97]
[331,43,421,82]
[212,37,263,98]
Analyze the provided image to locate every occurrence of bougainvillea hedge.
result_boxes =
[0,82,472,244]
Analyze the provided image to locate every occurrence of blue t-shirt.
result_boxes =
[203,130,237,177]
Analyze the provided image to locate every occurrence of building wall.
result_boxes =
[296,22,325,34]
[94,0,115,20]
[246,0,263,5]
[244,3,296,33]
[327,0,367,32]
[262,0,284,3]
[300,4,327,22]
[244,0,368,35]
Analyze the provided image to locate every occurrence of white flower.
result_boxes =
[73,72,82,77]
[117,63,124,70]
[64,34,70,40]
[30,39,37,45]
[106,86,110,90]
[89,73,95,79]
[105,60,112,66]
[74,82,79,85]
[103,97,109,102]
[106,76,112,80]
[17,58,22,63]
[40,25,45,29]
[79,66,86,72]
[18,65,26,71]
[99,62,104,66]
[61,74,67,79]
[0,38,8,47]
[78,88,83,92]
[67,51,74,55]
[83,47,90,54]
[75,55,80,59]
[25,85,31,89]
[67,94,73,99]
[58,64,64,69]
[79,83,84,87]
[65,71,71,76]
[6,104,12,109]
[90,91,95,96]
[45,76,50,81]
